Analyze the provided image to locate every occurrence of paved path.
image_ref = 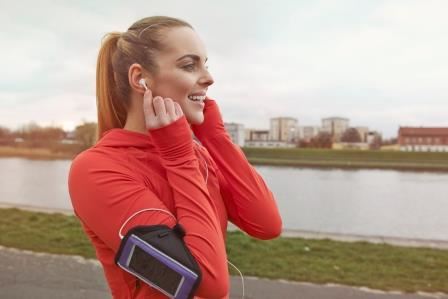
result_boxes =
[0,246,447,299]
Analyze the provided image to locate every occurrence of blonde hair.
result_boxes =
[96,16,192,140]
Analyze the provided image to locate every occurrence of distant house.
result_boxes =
[321,117,349,142]
[244,140,296,148]
[245,129,269,142]
[355,126,369,142]
[224,122,245,147]
[398,127,448,152]
[298,126,320,142]
[269,117,298,143]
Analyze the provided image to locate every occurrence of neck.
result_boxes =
[124,97,148,135]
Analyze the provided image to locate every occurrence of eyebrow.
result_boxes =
[176,54,208,63]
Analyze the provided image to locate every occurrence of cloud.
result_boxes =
[0,0,447,138]
[0,90,96,131]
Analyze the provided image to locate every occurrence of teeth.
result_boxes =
[188,95,206,101]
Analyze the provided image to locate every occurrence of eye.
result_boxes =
[182,64,195,71]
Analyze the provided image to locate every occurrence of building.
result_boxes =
[355,126,369,142]
[366,131,381,144]
[244,140,296,148]
[245,128,294,148]
[321,117,349,142]
[269,117,298,143]
[298,126,320,142]
[398,127,448,152]
[245,129,269,141]
[333,130,382,150]
[224,122,245,147]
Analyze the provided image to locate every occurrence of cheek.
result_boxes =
[156,71,196,98]
[174,74,196,95]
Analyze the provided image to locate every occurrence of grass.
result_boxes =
[1,208,447,293]
[2,145,448,172]
[227,231,448,293]
[242,147,448,171]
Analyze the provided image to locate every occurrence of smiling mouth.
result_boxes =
[188,95,206,102]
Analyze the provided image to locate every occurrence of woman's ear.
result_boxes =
[128,63,152,93]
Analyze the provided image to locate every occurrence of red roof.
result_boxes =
[399,127,448,136]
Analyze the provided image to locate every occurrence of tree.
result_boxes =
[299,140,310,148]
[0,126,11,138]
[75,122,98,150]
[0,126,13,145]
[16,122,65,147]
[382,137,397,145]
[341,128,362,143]
[310,132,333,148]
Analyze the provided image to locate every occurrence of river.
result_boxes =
[1,157,447,243]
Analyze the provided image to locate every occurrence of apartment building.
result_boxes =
[321,117,350,142]
[245,129,269,141]
[355,126,369,142]
[298,126,320,142]
[224,122,245,147]
[398,127,448,152]
[269,117,298,142]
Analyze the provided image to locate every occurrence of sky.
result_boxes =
[1,0,447,138]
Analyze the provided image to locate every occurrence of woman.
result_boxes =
[68,16,282,299]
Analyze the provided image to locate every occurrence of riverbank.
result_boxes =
[243,148,448,172]
[0,146,75,160]
[2,202,446,250]
[1,207,447,293]
[2,145,448,171]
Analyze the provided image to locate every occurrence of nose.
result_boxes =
[199,68,214,87]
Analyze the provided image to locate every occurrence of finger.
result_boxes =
[174,102,183,117]
[142,89,155,118]
[164,98,176,119]
[153,96,166,116]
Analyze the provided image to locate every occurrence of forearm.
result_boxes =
[191,99,282,239]
[203,132,282,239]
[150,116,229,297]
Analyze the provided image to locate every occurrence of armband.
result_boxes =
[115,223,201,299]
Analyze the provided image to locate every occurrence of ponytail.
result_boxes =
[96,32,127,140]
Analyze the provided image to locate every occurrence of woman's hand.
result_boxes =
[190,98,226,141]
[143,88,184,130]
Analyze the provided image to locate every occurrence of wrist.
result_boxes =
[149,116,194,162]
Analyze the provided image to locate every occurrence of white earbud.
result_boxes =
[139,78,148,91]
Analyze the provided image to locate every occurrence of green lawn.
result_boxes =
[2,145,448,171]
[1,208,447,293]
[242,148,448,171]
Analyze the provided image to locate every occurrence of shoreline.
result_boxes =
[2,151,448,172]
[0,146,75,160]
[247,158,448,172]
[2,202,447,250]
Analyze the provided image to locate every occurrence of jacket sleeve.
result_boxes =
[191,99,282,240]
[68,116,229,299]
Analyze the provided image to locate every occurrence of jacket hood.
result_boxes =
[96,125,196,150]
[96,128,156,150]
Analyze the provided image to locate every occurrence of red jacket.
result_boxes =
[68,99,282,298]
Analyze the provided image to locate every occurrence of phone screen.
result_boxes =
[129,245,182,296]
